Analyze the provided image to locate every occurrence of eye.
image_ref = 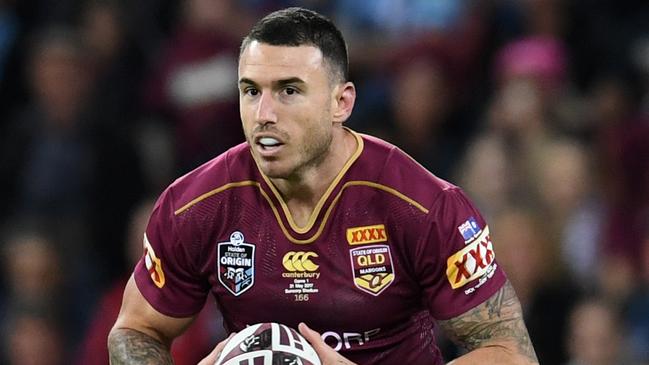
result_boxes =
[283,87,298,96]
[243,87,259,96]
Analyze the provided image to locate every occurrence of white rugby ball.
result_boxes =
[214,322,321,365]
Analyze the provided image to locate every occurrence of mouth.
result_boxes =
[254,135,285,156]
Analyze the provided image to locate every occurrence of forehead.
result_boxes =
[239,41,327,82]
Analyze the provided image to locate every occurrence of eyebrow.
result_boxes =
[238,77,306,88]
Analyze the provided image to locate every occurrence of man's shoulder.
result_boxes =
[358,133,457,210]
[165,142,255,211]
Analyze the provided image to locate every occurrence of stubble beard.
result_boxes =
[260,119,333,181]
[292,100,335,179]
[291,124,333,180]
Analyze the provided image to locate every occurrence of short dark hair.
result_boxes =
[240,7,348,82]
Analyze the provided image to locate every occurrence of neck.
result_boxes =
[270,126,357,226]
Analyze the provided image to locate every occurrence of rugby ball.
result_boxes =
[214,322,321,365]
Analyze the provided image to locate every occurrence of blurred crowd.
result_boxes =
[0,0,647,364]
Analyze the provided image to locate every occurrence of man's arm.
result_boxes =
[108,276,195,365]
[439,280,538,365]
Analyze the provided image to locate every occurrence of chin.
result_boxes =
[257,162,290,179]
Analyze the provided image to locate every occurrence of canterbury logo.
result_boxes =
[282,251,319,272]
[346,224,387,245]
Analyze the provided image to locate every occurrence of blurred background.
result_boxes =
[0,0,647,364]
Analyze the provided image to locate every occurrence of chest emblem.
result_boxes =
[349,244,395,296]
[281,251,321,302]
[346,224,388,245]
[217,231,255,296]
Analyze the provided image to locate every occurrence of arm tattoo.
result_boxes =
[438,281,538,362]
[108,328,174,365]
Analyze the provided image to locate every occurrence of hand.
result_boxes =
[298,322,357,365]
[197,332,236,365]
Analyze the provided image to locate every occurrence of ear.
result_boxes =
[332,81,356,124]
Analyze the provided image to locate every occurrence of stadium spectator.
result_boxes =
[565,298,633,365]
[369,43,476,180]
[0,229,71,363]
[79,0,147,131]
[491,207,580,364]
[532,140,603,285]
[455,134,513,218]
[3,305,66,365]
[624,229,649,362]
[142,0,251,171]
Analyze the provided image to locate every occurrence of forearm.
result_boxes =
[448,341,538,365]
[108,328,174,365]
[440,281,539,365]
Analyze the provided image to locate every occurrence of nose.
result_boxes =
[255,91,278,125]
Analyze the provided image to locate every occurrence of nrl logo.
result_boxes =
[217,231,255,296]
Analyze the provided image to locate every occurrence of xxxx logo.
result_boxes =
[346,224,388,245]
[143,234,165,288]
[446,226,496,289]
[282,251,319,272]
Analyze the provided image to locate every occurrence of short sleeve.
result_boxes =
[133,187,209,317]
[415,188,506,320]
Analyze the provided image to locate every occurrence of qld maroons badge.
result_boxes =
[218,231,255,296]
[349,244,395,296]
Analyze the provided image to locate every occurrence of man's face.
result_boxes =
[238,41,337,179]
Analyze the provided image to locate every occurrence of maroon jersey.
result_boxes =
[134,130,506,364]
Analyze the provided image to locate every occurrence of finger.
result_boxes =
[197,332,236,365]
[298,322,328,352]
[298,322,319,341]
[299,323,356,365]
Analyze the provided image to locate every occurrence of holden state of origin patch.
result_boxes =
[217,231,255,296]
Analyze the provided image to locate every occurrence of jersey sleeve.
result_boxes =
[415,187,506,320]
[133,187,209,318]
